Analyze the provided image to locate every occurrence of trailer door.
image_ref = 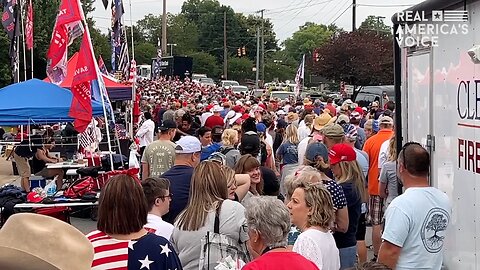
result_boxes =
[404,49,433,151]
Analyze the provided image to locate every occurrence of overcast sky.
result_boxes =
[91,0,424,42]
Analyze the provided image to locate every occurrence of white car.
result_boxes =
[199,77,216,87]
[231,85,248,94]
[270,91,294,101]
[220,80,240,90]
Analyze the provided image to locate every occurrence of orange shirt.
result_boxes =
[363,129,394,195]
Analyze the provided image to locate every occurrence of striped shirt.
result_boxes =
[86,230,182,270]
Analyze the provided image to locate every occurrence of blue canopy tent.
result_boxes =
[0,79,105,126]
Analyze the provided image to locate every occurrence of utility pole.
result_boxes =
[352,0,356,31]
[161,0,167,53]
[260,9,265,84]
[255,26,260,89]
[223,11,228,79]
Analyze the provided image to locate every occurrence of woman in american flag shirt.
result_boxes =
[87,174,183,270]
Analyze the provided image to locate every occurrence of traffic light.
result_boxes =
[242,46,246,56]
[237,48,242,57]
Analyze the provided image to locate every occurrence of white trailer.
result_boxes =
[393,0,480,268]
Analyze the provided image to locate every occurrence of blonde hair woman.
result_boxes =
[171,161,249,270]
[219,128,241,168]
[276,124,300,195]
[379,136,398,208]
[329,143,367,269]
[287,183,340,270]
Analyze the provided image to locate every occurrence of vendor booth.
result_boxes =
[0,79,105,126]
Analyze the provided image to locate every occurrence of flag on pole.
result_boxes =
[69,33,96,132]
[2,0,20,81]
[294,54,305,97]
[46,0,84,84]
[25,0,33,50]
[98,56,108,75]
[2,0,17,40]
[128,59,136,83]
[153,38,162,79]
[111,0,129,79]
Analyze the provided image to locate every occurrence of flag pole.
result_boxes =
[128,0,135,139]
[78,0,115,171]
[30,0,33,79]
[20,0,27,81]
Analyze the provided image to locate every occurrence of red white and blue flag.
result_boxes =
[294,54,305,97]
[87,230,182,270]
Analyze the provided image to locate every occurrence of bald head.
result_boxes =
[399,143,430,177]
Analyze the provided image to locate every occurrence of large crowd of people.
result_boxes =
[0,76,452,270]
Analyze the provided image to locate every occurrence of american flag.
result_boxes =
[294,54,305,97]
[87,230,182,270]
[79,124,96,149]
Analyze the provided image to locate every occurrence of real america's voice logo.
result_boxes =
[395,10,469,47]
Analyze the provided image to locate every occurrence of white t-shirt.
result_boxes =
[297,136,310,166]
[200,112,213,126]
[382,187,452,270]
[378,139,390,169]
[293,228,340,270]
[136,119,155,147]
[297,125,311,142]
[144,213,174,240]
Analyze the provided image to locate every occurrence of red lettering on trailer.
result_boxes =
[458,138,480,174]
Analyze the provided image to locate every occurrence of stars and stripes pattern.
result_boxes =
[129,59,137,83]
[86,230,182,270]
[79,124,96,149]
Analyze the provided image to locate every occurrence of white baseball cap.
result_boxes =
[175,136,202,154]
[212,105,223,112]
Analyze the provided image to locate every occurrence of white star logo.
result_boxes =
[160,243,172,257]
[139,255,154,269]
[128,240,137,250]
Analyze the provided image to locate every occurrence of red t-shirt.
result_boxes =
[204,115,224,129]
[243,252,319,270]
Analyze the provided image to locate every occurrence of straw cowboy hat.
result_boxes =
[0,213,94,270]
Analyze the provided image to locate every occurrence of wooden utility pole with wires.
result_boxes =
[260,9,265,84]
[161,0,167,53]
[352,0,356,31]
[223,10,228,79]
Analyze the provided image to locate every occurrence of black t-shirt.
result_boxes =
[333,181,361,249]
[14,136,42,158]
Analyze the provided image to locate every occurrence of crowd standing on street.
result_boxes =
[1,76,452,270]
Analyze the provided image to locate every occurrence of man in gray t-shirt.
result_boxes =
[379,161,398,207]
[141,120,177,180]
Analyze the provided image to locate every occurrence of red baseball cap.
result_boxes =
[27,191,44,203]
[232,105,242,113]
[354,106,364,115]
[329,144,356,165]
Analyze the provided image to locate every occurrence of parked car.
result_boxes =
[192,73,207,83]
[220,80,240,90]
[199,77,216,87]
[231,85,248,94]
[270,91,294,101]
[354,85,394,108]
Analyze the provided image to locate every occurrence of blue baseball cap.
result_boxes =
[256,123,267,133]
[305,142,329,163]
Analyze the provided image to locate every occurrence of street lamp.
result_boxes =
[167,43,177,56]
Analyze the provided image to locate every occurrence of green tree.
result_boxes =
[134,42,157,65]
[190,52,220,78]
[359,15,392,37]
[169,14,199,55]
[228,57,254,82]
[283,22,336,61]
[0,32,12,86]
[135,13,163,44]
[313,30,393,96]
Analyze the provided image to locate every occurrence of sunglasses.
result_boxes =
[401,141,422,170]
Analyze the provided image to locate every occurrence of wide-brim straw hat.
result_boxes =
[0,213,94,270]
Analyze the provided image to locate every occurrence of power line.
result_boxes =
[265,0,335,15]
[356,3,416,7]
[325,0,350,25]
[330,3,353,25]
